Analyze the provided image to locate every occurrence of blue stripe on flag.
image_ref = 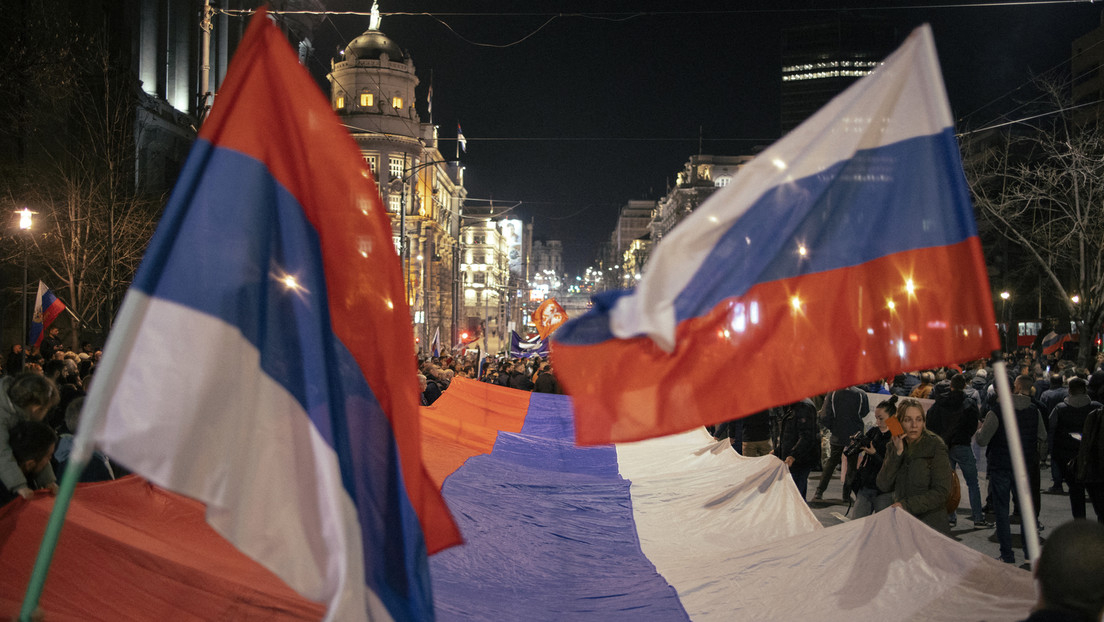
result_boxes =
[132,141,430,620]
[431,393,689,620]
[674,129,973,324]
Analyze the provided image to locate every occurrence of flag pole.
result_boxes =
[18,450,92,620]
[990,353,1041,562]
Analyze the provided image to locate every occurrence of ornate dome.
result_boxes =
[343,29,406,62]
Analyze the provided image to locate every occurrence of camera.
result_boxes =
[842,431,868,458]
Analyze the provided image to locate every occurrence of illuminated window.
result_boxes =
[715,176,731,187]
[335,95,345,109]
[473,273,486,284]
[360,92,374,107]
[388,195,401,213]
[392,96,403,109]
[389,157,404,180]
[364,154,377,175]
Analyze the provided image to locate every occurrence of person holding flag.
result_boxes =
[28,281,67,356]
[22,8,459,622]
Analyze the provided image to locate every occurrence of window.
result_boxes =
[360,92,374,107]
[473,272,486,284]
[715,176,731,187]
[335,95,345,109]
[364,154,377,175]
[392,96,403,109]
[389,157,404,180]
[388,195,401,213]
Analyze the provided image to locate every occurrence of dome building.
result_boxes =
[328,3,466,353]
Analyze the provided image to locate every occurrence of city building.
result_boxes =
[1072,13,1104,126]
[328,7,466,353]
[780,17,898,134]
[650,154,753,246]
[459,208,529,353]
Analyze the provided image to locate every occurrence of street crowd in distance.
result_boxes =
[1,328,116,508]
[707,348,1104,568]
[417,353,562,406]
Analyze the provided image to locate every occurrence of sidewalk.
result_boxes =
[806,461,1096,570]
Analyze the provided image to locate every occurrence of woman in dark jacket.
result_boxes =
[877,398,953,534]
[851,396,898,518]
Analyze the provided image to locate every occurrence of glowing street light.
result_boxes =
[1000,291,1010,300]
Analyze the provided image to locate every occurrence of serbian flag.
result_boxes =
[28,281,66,347]
[552,25,999,445]
[532,298,568,340]
[1041,331,1070,355]
[431,327,441,358]
[77,9,458,621]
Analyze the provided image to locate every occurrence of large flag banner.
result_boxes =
[510,330,550,359]
[28,280,66,347]
[532,298,568,341]
[552,25,999,445]
[79,8,459,622]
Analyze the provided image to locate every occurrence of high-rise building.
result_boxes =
[780,17,898,134]
[328,8,466,353]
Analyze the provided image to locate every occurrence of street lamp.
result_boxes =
[15,208,34,371]
[999,291,1011,352]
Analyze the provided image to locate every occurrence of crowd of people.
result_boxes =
[708,350,1104,566]
[1,330,113,508]
[416,352,563,406]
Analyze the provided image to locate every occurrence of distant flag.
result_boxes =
[476,348,488,379]
[28,281,67,347]
[551,25,999,445]
[532,298,568,341]
[75,9,458,621]
[510,330,550,359]
[1040,331,1070,356]
[431,327,440,358]
[457,124,467,153]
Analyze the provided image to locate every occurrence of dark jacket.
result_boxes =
[1049,395,1102,465]
[877,429,952,533]
[853,427,892,493]
[741,409,772,443]
[979,394,1046,472]
[925,391,980,448]
[819,387,869,445]
[533,370,562,394]
[507,370,534,391]
[774,399,819,469]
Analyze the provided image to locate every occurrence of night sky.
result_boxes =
[295,1,1101,275]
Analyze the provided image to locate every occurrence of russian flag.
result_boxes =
[1040,331,1070,356]
[29,281,66,347]
[80,9,459,621]
[552,25,999,445]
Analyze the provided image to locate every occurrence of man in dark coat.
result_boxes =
[926,374,989,527]
[814,386,869,501]
[1049,378,1103,520]
[774,399,819,501]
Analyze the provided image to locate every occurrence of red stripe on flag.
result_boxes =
[553,239,998,445]
[197,11,458,552]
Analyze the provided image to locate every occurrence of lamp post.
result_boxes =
[1000,291,1011,352]
[392,157,459,352]
[16,208,33,370]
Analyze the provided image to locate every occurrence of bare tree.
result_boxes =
[964,78,1104,368]
[0,10,161,347]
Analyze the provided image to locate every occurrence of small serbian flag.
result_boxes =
[532,298,568,341]
[457,124,467,152]
[79,8,458,622]
[552,25,999,445]
[1041,331,1070,355]
[431,326,441,358]
[29,281,66,347]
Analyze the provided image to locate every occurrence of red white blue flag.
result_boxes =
[552,26,999,445]
[1040,331,1070,355]
[80,9,459,621]
[29,280,66,347]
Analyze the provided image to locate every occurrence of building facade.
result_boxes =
[328,13,466,353]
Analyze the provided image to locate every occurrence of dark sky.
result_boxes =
[298,1,1101,275]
